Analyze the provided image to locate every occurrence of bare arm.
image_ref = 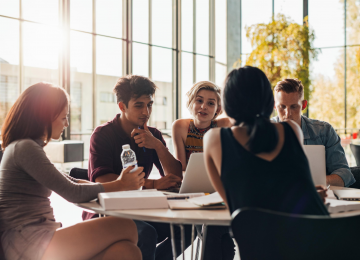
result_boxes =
[203,128,228,206]
[172,119,188,171]
[153,141,182,178]
[326,174,344,186]
[95,167,145,191]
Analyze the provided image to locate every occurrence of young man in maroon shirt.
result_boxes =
[83,75,193,260]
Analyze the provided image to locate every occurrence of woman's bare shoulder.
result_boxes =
[275,120,304,143]
[172,118,191,129]
[204,128,222,144]
[216,117,232,127]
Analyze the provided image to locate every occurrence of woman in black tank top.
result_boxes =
[203,66,328,216]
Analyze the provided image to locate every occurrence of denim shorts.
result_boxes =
[1,218,61,260]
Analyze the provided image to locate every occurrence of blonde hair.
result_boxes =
[186,81,222,119]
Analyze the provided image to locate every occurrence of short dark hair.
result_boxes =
[274,78,304,98]
[1,82,69,149]
[113,75,157,107]
[224,66,278,154]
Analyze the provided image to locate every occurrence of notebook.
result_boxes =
[333,190,360,201]
[326,198,360,213]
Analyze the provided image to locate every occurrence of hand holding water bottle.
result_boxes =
[117,165,145,191]
[119,144,145,190]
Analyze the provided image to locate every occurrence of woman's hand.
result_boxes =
[116,165,145,190]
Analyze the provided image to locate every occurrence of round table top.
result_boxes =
[76,187,360,225]
[76,201,231,226]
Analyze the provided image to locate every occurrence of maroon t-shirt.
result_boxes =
[83,114,167,220]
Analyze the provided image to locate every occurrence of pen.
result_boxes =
[327,184,330,190]
[138,126,146,153]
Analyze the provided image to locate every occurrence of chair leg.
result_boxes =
[195,237,201,260]
[195,225,204,260]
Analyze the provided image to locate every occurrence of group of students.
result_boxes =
[0,66,354,260]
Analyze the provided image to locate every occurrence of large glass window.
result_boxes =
[309,48,345,128]
[0,0,19,18]
[0,17,19,127]
[70,0,92,32]
[132,43,149,77]
[181,0,193,53]
[96,0,122,38]
[152,0,172,48]
[181,52,194,119]
[22,0,59,25]
[215,0,227,87]
[96,36,122,126]
[195,0,209,55]
[23,22,60,87]
[0,0,228,156]
[241,0,272,55]
[132,0,149,44]
[274,0,303,24]
[70,31,93,139]
[309,0,344,48]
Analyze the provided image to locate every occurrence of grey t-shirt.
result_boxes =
[0,139,104,232]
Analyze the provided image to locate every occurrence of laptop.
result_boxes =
[303,145,327,186]
[179,153,215,194]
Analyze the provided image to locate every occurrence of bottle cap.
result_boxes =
[122,144,130,150]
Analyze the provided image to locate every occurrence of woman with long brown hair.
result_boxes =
[0,82,143,260]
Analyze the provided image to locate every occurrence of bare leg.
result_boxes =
[42,216,141,260]
[91,241,142,260]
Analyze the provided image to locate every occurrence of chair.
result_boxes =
[69,167,89,180]
[231,207,360,260]
[350,143,360,166]
[349,166,360,189]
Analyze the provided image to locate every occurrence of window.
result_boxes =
[100,92,116,103]
[0,0,229,151]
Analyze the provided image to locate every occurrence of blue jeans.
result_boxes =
[135,220,194,260]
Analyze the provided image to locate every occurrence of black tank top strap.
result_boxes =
[280,121,304,154]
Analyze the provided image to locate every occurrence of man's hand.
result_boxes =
[315,185,328,203]
[116,165,145,190]
[131,123,161,149]
[154,174,182,190]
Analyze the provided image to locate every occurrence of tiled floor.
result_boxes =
[49,192,240,259]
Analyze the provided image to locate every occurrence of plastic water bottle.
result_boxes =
[121,144,138,173]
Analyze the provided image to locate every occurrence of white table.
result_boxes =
[77,201,231,260]
[76,186,360,260]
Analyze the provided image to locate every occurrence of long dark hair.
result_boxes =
[1,82,69,149]
[223,66,278,154]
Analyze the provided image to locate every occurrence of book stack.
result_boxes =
[98,190,168,210]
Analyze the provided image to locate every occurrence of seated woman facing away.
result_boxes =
[203,66,329,216]
[0,82,143,260]
[172,81,235,260]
